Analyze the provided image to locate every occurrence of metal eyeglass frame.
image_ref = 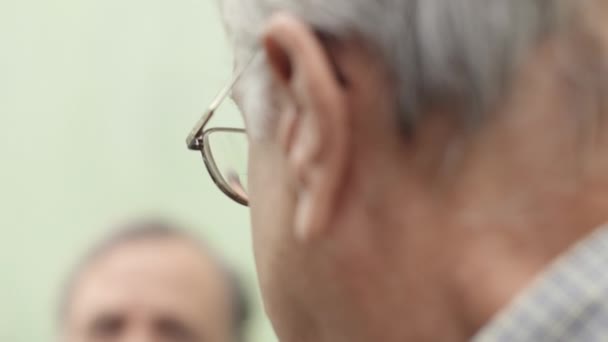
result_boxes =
[185,54,256,206]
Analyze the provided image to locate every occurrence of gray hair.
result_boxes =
[220,0,577,132]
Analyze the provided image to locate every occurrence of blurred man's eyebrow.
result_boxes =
[155,314,203,342]
[88,311,126,334]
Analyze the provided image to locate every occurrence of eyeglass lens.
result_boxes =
[205,129,249,201]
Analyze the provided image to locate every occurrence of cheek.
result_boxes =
[247,144,321,340]
[247,141,299,297]
[248,141,294,251]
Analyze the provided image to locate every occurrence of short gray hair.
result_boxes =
[220,0,576,131]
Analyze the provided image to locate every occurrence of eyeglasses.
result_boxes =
[185,55,256,206]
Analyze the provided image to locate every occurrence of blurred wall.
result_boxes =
[0,0,275,341]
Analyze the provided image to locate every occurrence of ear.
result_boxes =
[262,12,350,242]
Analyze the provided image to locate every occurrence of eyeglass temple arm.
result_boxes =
[186,53,258,150]
[186,82,234,150]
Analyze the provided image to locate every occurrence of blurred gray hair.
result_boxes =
[220,0,577,133]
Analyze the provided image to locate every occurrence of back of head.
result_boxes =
[221,0,583,129]
[213,0,608,341]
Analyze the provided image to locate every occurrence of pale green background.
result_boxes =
[0,1,275,341]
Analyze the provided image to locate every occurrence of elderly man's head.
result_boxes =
[211,1,608,341]
[60,222,248,342]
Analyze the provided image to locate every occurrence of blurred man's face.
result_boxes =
[64,238,234,342]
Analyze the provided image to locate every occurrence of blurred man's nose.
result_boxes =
[121,326,157,342]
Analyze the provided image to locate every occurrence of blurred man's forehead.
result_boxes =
[66,237,232,328]
[76,237,228,299]
[90,237,215,273]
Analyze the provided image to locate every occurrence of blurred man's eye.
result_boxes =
[88,314,125,340]
[156,317,198,342]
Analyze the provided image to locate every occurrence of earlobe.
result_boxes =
[294,189,317,241]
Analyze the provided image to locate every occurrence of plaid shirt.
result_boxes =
[474,226,608,342]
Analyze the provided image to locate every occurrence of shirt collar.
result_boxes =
[473,226,608,342]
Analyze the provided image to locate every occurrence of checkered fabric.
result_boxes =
[473,227,608,342]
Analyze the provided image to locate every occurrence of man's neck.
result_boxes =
[331,160,608,342]
[309,108,608,342]
[447,180,608,334]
